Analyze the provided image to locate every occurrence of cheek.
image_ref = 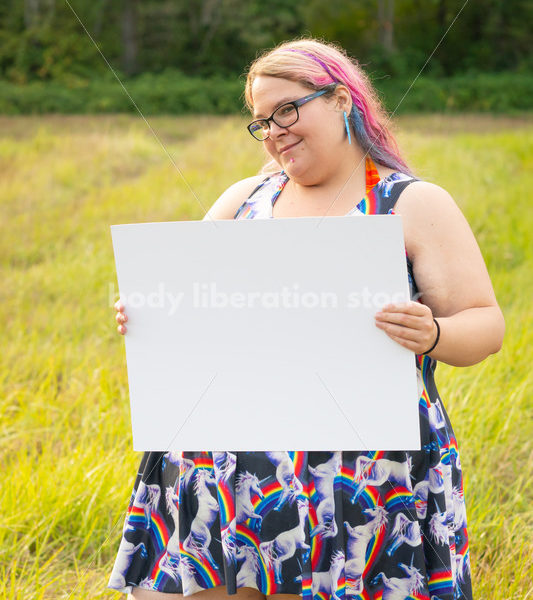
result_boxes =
[263,139,279,159]
[301,130,331,155]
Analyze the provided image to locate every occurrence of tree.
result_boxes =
[121,0,139,75]
[377,0,395,53]
[24,0,56,29]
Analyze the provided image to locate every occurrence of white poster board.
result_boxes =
[110,215,420,452]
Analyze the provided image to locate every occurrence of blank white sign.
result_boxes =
[111,215,420,452]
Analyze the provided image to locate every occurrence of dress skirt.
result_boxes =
[108,355,473,600]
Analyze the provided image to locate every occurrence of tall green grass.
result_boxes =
[0,114,531,599]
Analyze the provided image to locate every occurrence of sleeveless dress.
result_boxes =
[108,157,473,600]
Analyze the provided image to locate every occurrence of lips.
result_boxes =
[279,140,301,154]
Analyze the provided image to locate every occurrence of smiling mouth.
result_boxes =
[280,140,301,154]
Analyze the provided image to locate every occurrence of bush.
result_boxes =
[0,70,530,115]
[375,72,533,114]
[0,70,244,115]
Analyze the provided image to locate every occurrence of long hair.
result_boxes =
[243,37,414,177]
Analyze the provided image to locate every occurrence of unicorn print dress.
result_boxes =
[108,157,473,600]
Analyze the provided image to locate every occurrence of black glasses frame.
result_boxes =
[247,84,337,141]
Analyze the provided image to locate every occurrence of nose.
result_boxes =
[268,120,289,139]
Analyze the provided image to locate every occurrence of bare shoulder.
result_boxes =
[394,180,464,221]
[203,174,268,221]
[393,180,473,257]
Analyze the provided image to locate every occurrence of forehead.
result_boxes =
[251,76,313,118]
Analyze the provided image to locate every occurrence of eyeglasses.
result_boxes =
[247,85,336,141]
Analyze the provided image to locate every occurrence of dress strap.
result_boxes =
[355,171,419,216]
[232,172,283,220]
[383,179,420,215]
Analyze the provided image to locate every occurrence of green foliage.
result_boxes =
[1,1,530,116]
[0,70,245,115]
[0,2,120,83]
[376,72,533,114]
[0,71,531,115]
[0,0,531,87]
[301,0,533,78]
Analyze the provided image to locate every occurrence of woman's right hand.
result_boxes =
[114,300,128,335]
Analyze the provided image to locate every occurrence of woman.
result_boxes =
[109,38,504,600]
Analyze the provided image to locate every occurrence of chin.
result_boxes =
[283,153,301,167]
[284,160,299,174]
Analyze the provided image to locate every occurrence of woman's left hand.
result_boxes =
[374,301,438,355]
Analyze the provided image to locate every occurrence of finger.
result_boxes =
[374,311,424,329]
[375,320,420,342]
[379,301,429,316]
[117,324,127,335]
[387,332,420,351]
[378,318,438,351]
[114,300,125,312]
[115,313,126,324]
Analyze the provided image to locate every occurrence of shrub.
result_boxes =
[0,70,530,115]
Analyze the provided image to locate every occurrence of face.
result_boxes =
[250,75,351,182]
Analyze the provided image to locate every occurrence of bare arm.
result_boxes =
[375,181,505,367]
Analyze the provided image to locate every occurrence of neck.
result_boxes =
[289,141,368,192]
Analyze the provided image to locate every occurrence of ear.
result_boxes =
[334,85,353,113]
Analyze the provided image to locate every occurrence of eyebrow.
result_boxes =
[253,97,296,119]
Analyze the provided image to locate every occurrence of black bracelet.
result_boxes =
[423,318,440,355]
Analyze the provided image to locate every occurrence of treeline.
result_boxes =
[1,0,531,83]
[0,0,531,114]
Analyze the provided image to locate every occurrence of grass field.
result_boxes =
[0,113,531,599]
